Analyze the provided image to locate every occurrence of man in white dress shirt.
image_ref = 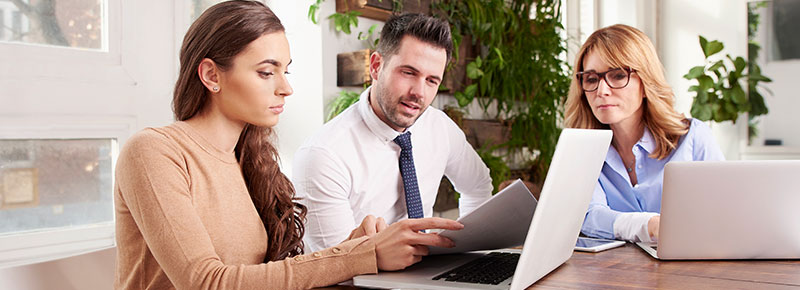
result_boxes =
[293,13,493,252]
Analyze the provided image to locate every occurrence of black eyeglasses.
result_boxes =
[576,68,636,92]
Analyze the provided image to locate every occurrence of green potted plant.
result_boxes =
[683,35,771,125]
[434,0,571,191]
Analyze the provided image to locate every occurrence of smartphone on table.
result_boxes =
[574,237,626,252]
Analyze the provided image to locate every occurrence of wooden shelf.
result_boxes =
[337,49,372,87]
[336,0,432,22]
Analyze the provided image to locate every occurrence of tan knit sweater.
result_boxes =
[114,122,377,290]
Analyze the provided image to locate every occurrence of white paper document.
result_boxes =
[429,179,537,255]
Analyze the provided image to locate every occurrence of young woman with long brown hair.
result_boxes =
[565,24,724,244]
[113,1,461,289]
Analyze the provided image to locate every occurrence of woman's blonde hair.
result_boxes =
[564,24,688,160]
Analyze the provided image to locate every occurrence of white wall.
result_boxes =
[0,1,324,289]
[758,59,800,146]
[0,249,116,290]
[659,0,748,160]
[268,0,324,178]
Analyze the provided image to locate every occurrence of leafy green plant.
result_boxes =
[329,11,362,34]
[326,90,361,122]
[308,0,363,35]
[476,145,510,194]
[747,1,770,143]
[308,0,324,24]
[357,24,380,50]
[435,0,571,181]
[308,0,393,40]
[684,36,771,124]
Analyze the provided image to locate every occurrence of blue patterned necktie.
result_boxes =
[393,132,424,219]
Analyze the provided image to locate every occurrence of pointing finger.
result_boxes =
[409,232,456,248]
[406,217,464,232]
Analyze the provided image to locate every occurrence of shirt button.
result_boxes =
[312,252,322,258]
[332,247,342,254]
[294,256,304,262]
[638,165,642,169]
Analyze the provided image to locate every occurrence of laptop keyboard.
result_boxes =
[431,252,520,285]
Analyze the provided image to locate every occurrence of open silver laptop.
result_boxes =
[637,160,800,260]
[353,129,612,290]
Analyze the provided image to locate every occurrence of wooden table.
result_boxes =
[323,243,800,289]
[532,243,800,289]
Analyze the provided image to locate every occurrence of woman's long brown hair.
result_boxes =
[172,0,306,261]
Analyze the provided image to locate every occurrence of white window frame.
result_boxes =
[0,0,129,85]
[0,115,135,269]
[0,0,145,269]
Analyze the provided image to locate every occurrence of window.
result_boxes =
[0,0,105,51]
[767,0,800,61]
[0,0,140,269]
[578,0,596,44]
[565,0,657,60]
[0,139,114,235]
[0,115,135,269]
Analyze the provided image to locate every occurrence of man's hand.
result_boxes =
[373,218,463,271]
[347,215,388,241]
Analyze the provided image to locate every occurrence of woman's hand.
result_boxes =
[373,217,463,271]
[647,215,660,240]
[347,215,388,240]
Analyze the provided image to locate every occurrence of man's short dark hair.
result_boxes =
[376,13,453,62]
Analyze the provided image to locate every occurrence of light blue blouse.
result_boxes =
[581,118,725,239]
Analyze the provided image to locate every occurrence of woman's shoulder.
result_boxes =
[685,118,713,139]
[680,118,725,160]
[120,123,186,160]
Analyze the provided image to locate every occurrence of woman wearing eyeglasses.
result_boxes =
[564,24,724,243]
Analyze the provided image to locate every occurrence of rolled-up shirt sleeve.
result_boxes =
[581,182,621,239]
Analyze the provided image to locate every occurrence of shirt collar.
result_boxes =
[358,86,415,144]
[605,144,626,175]
[637,126,656,154]
[604,125,655,174]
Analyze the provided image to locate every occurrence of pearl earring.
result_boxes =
[212,86,219,92]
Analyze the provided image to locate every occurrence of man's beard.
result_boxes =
[375,82,427,130]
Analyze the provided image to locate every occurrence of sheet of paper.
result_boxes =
[429,179,537,255]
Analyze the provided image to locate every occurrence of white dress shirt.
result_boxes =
[293,87,493,252]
